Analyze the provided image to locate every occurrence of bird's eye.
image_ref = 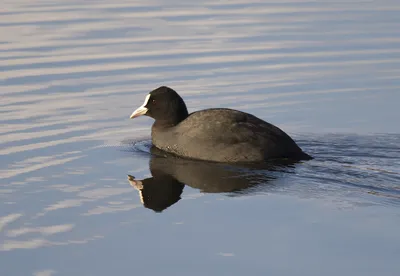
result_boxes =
[152,99,156,104]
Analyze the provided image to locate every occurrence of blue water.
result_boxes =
[1,1,400,276]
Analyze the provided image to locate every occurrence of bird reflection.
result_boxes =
[128,146,298,213]
[128,173,184,213]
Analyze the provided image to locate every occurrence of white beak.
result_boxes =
[130,94,150,119]
[127,175,144,204]
[130,106,148,119]
[127,175,143,190]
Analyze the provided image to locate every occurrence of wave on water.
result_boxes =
[117,133,400,206]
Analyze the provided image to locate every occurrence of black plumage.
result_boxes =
[130,86,312,163]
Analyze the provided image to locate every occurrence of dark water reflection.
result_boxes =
[128,149,299,212]
[126,134,400,213]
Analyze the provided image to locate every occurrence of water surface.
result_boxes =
[1,1,400,275]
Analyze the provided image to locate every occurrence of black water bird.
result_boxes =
[130,86,312,163]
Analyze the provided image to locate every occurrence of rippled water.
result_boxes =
[1,1,400,275]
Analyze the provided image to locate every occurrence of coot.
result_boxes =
[130,86,312,163]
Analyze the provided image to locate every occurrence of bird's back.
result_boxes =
[152,108,311,163]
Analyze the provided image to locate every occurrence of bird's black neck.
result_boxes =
[153,109,189,129]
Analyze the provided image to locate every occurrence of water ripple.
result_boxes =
[0,3,399,274]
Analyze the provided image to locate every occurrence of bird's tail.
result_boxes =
[298,151,313,160]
